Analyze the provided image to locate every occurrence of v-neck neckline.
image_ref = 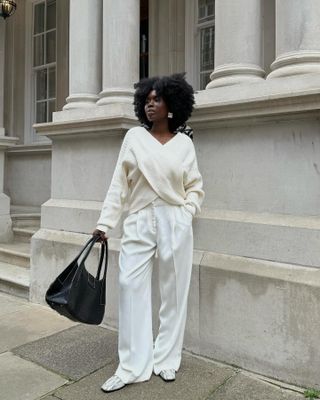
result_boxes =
[142,127,180,147]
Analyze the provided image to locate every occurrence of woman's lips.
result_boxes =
[146,110,155,118]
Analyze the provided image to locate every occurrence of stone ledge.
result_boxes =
[194,209,320,268]
[193,73,320,127]
[39,200,320,267]
[35,106,138,139]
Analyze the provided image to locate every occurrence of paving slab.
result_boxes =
[207,372,305,400]
[51,354,235,400]
[41,397,61,400]
[0,291,31,317]
[0,303,77,353]
[0,352,67,400]
[14,324,118,380]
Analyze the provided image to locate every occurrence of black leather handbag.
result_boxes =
[45,235,108,325]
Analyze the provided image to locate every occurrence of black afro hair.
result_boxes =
[133,73,195,133]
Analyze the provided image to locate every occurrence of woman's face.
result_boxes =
[144,90,169,123]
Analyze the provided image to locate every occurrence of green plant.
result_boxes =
[304,389,320,399]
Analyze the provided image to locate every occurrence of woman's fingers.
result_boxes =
[92,229,108,242]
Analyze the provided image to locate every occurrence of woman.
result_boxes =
[93,73,204,393]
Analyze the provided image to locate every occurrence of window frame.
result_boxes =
[185,0,215,91]
[25,0,57,144]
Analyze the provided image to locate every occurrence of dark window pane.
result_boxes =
[36,69,47,100]
[198,0,215,22]
[34,3,45,34]
[34,35,45,67]
[200,26,214,71]
[46,30,56,63]
[48,67,56,98]
[48,100,56,122]
[199,0,206,20]
[47,0,56,30]
[208,2,215,17]
[36,102,47,123]
[200,72,211,90]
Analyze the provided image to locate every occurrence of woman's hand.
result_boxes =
[92,229,108,242]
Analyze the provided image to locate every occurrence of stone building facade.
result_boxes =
[1,0,320,389]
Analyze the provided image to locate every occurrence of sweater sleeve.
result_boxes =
[96,132,131,234]
[183,142,205,217]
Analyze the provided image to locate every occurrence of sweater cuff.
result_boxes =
[184,203,196,217]
[96,225,110,235]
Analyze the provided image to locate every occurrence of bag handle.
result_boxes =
[96,240,108,281]
[76,235,101,266]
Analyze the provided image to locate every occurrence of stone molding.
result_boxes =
[6,144,52,156]
[269,51,320,79]
[193,74,320,128]
[63,94,100,110]
[207,64,266,89]
[34,115,138,139]
[97,88,136,106]
[0,136,19,150]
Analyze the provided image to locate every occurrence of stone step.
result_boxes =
[11,214,41,229]
[0,261,30,299]
[13,227,39,243]
[0,242,30,268]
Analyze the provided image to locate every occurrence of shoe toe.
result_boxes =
[101,375,125,392]
[159,369,176,381]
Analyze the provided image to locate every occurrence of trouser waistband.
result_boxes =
[151,197,177,207]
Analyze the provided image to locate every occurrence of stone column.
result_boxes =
[268,0,320,79]
[206,0,265,89]
[63,0,102,110]
[97,0,140,105]
[0,21,19,242]
[0,137,18,243]
[0,19,5,136]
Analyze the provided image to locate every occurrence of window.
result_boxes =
[140,0,149,79]
[32,0,56,123]
[197,0,215,89]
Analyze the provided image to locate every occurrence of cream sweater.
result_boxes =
[96,126,204,234]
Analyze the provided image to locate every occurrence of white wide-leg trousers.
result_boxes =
[115,198,194,384]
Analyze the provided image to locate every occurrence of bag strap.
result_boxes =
[96,240,108,281]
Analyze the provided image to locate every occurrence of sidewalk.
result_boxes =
[0,292,307,400]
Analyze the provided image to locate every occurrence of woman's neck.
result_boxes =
[150,121,172,136]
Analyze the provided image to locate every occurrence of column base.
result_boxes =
[206,64,265,89]
[0,193,13,243]
[63,94,100,110]
[268,51,320,79]
[97,88,135,106]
